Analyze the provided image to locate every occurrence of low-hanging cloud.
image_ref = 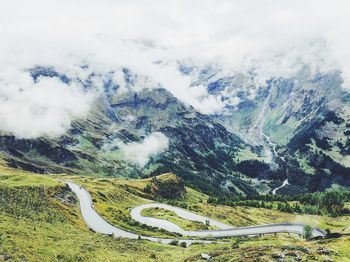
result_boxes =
[0,69,96,138]
[0,0,350,137]
[117,132,169,167]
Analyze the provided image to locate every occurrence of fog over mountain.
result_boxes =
[1,0,350,138]
[116,132,169,166]
[1,3,350,260]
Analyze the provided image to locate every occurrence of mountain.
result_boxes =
[0,65,349,195]
[0,67,270,195]
[188,65,350,193]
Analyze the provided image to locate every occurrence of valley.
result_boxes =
[2,66,349,197]
[1,1,350,261]
[0,65,349,261]
[0,162,349,261]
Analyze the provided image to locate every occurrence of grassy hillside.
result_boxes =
[1,162,350,261]
[0,159,59,187]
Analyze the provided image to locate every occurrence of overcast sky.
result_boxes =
[0,0,349,138]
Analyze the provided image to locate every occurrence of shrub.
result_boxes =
[180,242,187,248]
[144,184,152,193]
[169,240,179,246]
[150,174,185,199]
[303,225,313,239]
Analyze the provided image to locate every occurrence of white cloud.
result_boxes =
[0,69,96,138]
[117,132,169,166]
[0,0,350,135]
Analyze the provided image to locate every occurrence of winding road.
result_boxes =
[67,182,213,246]
[67,182,326,245]
[130,203,234,235]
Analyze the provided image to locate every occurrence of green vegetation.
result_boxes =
[208,191,350,217]
[141,207,219,231]
[233,148,269,163]
[303,224,313,239]
[143,174,185,199]
[0,186,67,222]
[58,176,183,239]
[0,160,59,187]
[0,162,350,261]
[295,150,317,175]
[264,109,301,146]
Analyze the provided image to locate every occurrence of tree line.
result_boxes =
[207,191,350,217]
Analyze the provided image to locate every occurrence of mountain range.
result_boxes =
[0,65,349,196]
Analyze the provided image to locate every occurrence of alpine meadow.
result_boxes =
[0,1,350,261]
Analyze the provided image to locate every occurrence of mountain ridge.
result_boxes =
[0,66,349,195]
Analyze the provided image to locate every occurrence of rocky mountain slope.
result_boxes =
[0,67,269,195]
[188,65,350,193]
[1,65,349,195]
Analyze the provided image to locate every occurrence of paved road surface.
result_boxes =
[130,203,326,238]
[67,182,213,246]
[67,182,326,244]
[130,203,233,235]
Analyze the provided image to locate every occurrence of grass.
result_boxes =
[0,159,59,187]
[294,150,316,175]
[0,213,197,262]
[233,148,269,163]
[263,105,301,145]
[2,210,349,262]
[54,174,184,238]
[57,173,350,234]
[0,161,349,261]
